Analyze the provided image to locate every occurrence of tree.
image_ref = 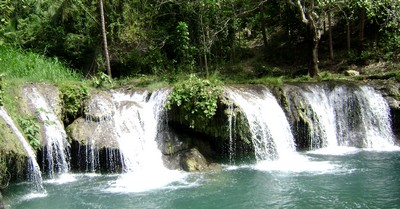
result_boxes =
[287,0,324,77]
[99,0,111,77]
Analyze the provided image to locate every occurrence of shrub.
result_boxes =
[165,74,223,128]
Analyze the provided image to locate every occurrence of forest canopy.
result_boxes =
[1,0,399,79]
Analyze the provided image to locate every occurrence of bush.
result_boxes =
[165,74,223,128]
[60,84,90,124]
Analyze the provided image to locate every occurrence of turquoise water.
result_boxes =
[4,149,400,209]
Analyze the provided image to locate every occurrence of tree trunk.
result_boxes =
[358,8,366,50]
[311,39,319,77]
[347,21,351,54]
[309,18,320,77]
[328,10,334,60]
[200,15,209,76]
[259,3,268,48]
[99,0,112,78]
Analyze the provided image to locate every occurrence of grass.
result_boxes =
[0,45,82,83]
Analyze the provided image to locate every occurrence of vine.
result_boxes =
[18,115,41,151]
[165,74,223,128]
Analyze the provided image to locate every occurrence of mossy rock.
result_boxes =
[180,148,215,172]
[0,113,28,188]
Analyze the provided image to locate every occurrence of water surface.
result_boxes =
[4,149,400,208]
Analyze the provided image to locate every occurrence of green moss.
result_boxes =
[0,116,28,188]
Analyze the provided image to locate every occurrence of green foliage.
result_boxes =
[0,154,9,189]
[381,32,400,62]
[92,71,113,88]
[18,115,41,151]
[60,84,89,123]
[0,74,4,106]
[250,76,284,86]
[0,45,81,83]
[175,21,195,71]
[165,74,223,128]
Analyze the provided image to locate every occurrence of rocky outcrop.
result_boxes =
[21,83,64,146]
[66,90,121,173]
[179,148,220,172]
[166,87,255,164]
[276,84,317,149]
[2,80,400,185]
[0,113,28,189]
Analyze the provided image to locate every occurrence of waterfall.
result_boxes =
[289,84,396,150]
[111,90,167,172]
[23,86,70,178]
[106,88,184,192]
[330,85,396,148]
[225,87,296,161]
[295,85,338,149]
[227,103,236,165]
[85,139,99,173]
[0,107,44,192]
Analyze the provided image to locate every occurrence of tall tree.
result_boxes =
[287,0,324,77]
[99,0,111,77]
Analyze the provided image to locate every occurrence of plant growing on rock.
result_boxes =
[60,84,90,124]
[165,74,223,128]
[18,115,41,151]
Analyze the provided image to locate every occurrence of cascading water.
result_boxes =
[0,107,44,192]
[23,86,70,178]
[288,84,397,151]
[227,103,237,164]
[225,87,296,161]
[297,85,338,149]
[330,85,396,149]
[106,89,185,192]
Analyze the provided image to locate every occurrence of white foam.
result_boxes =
[307,146,361,156]
[44,173,77,185]
[105,169,188,193]
[362,146,400,152]
[20,192,48,201]
[253,153,338,174]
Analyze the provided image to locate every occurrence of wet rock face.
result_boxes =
[0,192,4,209]
[180,148,213,172]
[367,80,400,139]
[84,91,115,122]
[277,84,314,149]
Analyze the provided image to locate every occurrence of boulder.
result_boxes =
[84,91,115,122]
[180,148,211,172]
[344,70,360,76]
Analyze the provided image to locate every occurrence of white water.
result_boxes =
[297,84,397,151]
[298,85,338,148]
[106,89,186,192]
[227,103,236,164]
[0,107,44,192]
[23,86,70,178]
[351,86,396,148]
[225,87,296,161]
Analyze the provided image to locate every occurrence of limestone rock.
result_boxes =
[66,117,119,149]
[344,70,360,76]
[84,91,115,122]
[180,148,210,172]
